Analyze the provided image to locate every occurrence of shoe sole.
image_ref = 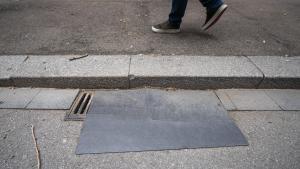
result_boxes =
[202,4,228,31]
[151,26,180,34]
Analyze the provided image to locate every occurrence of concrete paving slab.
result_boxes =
[0,88,41,109]
[215,90,236,110]
[249,56,300,88]
[0,56,27,86]
[0,109,299,169]
[130,55,263,89]
[217,89,281,111]
[10,55,130,88]
[26,88,79,110]
[264,89,300,110]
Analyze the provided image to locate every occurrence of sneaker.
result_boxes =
[152,21,180,34]
[202,4,228,31]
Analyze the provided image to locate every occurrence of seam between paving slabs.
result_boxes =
[24,88,42,109]
[213,90,238,111]
[23,55,29,62]
[263,90,284,111]
[244,56,266,89]
[213,91,228,110]
[128,56,133,89]
[223,90,238,111]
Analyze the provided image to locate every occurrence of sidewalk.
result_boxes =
[0,0,299,56]
[1,109,299,169]
[0,88,299,169]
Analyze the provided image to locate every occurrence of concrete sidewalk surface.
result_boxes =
[0,109,299,169]
[0,88,299,111]
[1,55,299,89]
[0,88,299,168]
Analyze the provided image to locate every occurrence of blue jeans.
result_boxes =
[169,0,223,26]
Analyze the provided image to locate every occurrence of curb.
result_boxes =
[0,55,299,89]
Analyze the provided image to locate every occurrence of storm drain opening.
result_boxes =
[64,91,93,121]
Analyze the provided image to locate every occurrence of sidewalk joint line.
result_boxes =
[213,91,228,110]
[213,90,238,111]
[25,89,41,109]
[23,55,29,62]
[223,91,238,110]
[128,56,132,89]
[244,56,265,88]
[263,90,284,111]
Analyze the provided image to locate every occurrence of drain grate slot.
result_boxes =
[65,91,93,121]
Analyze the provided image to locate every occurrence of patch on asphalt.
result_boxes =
[76,89,248,154]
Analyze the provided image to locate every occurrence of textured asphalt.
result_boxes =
[0,0,299,56]
[0,109,299,169]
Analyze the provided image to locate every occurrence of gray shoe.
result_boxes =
[202,4,228,31]
[152,21,180,34]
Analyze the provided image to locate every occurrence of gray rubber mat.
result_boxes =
[76,89,248,154]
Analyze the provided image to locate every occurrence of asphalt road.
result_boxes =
[0,0,299,56]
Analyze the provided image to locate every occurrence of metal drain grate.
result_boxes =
[64,91,93,121]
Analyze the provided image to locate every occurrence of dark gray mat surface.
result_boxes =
[76,89,248,154]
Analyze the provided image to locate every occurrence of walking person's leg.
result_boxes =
[168,0,189,27]
[152,0,188,33]
[199,0,228,30]
[152,0,228,33]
